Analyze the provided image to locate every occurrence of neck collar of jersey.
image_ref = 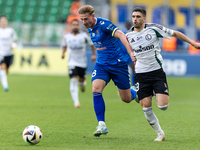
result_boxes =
[89,17,97,30]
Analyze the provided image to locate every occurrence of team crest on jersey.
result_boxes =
[96,30,100,36]
[145,34,152,41]
[92,33,95,37]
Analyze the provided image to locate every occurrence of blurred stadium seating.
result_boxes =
[0,0,73,46]
[0,0,72,23]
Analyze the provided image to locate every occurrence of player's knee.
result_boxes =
[92,86,102,93]
[121,97,131,103]
[158,104,169,111]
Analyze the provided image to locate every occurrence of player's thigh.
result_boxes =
[5,55,14,68]
[110,64,130,90]
[135,73,153,101]
[153,70,169,105]
[92,79,106,93]
[91,63,111,85]
[68,66,78,78]
[155,93,169,106]
[118,88,132,103]
[139,96,153,108]
[77,67,86,82]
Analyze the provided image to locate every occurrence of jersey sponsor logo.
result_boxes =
[131,38,135,43]
[0,38,9,41]
[96,47,107,50]
[93,42,102,46]
[164,28,172,35]
[136,36,142,41]
[69,45,84,50]
[135,45,154,53]
[145,34,152,41]
[106,24,112,29]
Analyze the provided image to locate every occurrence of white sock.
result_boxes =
[143,107,164,135]
[99,121,105,126]
[0,70,8,89]
[70,78,79,106]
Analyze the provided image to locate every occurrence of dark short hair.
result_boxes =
[132,8,146,17]
[71,19,79,24]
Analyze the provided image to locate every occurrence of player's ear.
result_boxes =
[92,13,95,18]
[143,17,146,22]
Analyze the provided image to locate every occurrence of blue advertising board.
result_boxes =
[86,51,200,77]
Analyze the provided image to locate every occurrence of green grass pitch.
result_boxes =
[0,75,200,150]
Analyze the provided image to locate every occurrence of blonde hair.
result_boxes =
[78,5,94,15]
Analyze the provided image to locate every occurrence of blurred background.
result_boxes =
[0,0,200,76]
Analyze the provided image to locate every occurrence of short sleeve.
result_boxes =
[12,29,18,41]
[62,35,67,47]
[84,33,93,46]
[148,23,174,39]
[100,20,118,36]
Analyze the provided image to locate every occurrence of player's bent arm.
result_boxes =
[12,40,17,49]
[114,30,134,56]
[172,31,200,49]
[62,46,67,59]
[91,45,96,62]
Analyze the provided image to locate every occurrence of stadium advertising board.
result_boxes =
[162,53,200,76]
[10,48,68,76]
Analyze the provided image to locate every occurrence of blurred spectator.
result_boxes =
[162,37,177,52]
[64,0,83,34]
[188,40,200,55]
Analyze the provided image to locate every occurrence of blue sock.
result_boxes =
[130,88,137,101]
[93,92,105,122]
[131,74,135,86]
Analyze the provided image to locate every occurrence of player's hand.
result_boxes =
[192,42,200,49]
[91,55,96,62]
[131,52,137,62]
[61,53,65,59]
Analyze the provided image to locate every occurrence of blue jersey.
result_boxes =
[88,17,129,65]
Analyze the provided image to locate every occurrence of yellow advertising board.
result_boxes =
[10,48,68,76]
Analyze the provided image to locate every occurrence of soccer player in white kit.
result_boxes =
[62,19,96,108]
[0,16,17,91]
[126,8,200,141]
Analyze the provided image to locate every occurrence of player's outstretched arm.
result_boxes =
[61,46,67,59]
[114,30,137,62]
[90,45,96,62]
[172,31,200,49]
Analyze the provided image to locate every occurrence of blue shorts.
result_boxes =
[91,63,130,90]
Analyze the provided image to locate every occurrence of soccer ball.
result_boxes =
[22,125,42,145]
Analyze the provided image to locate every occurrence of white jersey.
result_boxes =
[126,23,174,73]
[62,31,93,68]
[0,27,17,56]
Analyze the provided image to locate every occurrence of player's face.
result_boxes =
[79,13,95,28]
[71,21,80,33]
[0,17,8,28]
[132,12,146,28]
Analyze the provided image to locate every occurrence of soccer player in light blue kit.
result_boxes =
[78,5,137,137]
